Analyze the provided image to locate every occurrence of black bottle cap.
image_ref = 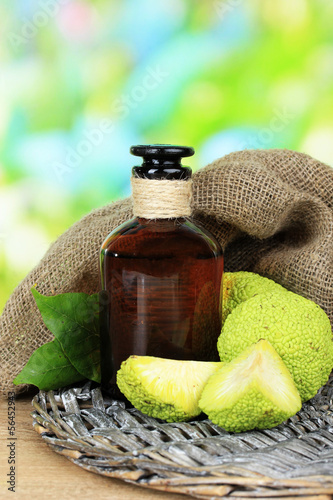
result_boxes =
[130,144,194,180]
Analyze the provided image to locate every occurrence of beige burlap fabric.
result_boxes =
[1,149,332,396]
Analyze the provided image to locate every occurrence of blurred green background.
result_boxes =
[1,0,333,311]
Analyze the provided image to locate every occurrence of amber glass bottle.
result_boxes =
[100,145,223,396]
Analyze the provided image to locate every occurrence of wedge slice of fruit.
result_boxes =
[199,339,302,432]
[117,356,222,422]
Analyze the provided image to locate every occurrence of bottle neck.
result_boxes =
[131,177,193,219]
[132,161,191,180]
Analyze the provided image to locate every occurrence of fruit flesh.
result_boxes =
[199,339,302,432]
[117,355,222,422]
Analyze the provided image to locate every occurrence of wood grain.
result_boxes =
[0,394,185,499]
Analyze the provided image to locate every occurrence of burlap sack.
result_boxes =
[1,149,332,397]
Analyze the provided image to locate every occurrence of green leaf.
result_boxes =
[13,339,85,391]
[31,288,101,383]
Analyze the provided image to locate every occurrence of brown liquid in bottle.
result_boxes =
[100,217,223,396]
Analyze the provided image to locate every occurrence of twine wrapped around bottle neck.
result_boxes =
[131,177,193,219]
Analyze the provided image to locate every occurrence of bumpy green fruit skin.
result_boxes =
[117,374,191,422]
[222,271,285,324]
[202,387,295,432]
[218,291,333,402]
[199,339,302,432]
[117,356,221,422]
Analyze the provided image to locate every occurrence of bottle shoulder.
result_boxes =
[101,217,223,258]
[185,219,222,255]
[101,217,140,250]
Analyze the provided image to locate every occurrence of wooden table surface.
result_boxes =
[1,394,332,500]
[0,393,185,500]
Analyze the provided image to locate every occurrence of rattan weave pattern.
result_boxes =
[31,377,333,499]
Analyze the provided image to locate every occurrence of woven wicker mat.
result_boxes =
[31,376,333,499]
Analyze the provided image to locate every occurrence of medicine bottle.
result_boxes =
[100,145,223,395]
